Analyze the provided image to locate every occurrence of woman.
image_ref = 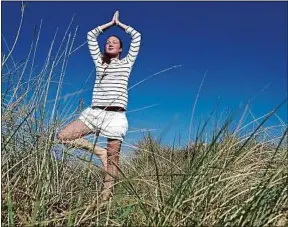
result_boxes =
[57,11,141,201]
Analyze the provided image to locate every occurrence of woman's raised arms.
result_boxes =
[87,11,141,66]
[87,12,118,66]
[115,11,142,66]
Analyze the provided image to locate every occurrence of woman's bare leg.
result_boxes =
[101,138,122,201]
[57,120,107,170]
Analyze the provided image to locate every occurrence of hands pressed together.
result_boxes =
[105,10,128,31]
[97,11,129,35]
[112,10,120,26]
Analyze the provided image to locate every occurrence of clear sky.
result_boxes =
[2,1,287,149]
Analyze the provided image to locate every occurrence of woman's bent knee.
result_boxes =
[57,120,91,141]
[57,130,69,141]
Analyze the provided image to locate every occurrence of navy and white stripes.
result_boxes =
[87,26,141,110]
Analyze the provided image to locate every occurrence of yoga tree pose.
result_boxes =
[58,10,141,201]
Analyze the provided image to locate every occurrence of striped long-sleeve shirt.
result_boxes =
[87,26,141,110]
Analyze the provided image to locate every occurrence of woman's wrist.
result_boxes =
[99,20,114,31]
[118,21,128,30]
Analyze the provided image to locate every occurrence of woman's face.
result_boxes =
[105,36,122,57]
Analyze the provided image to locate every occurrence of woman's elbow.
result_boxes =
[87,31,93,39]
[134,32,142,42]
[137,31,142,38]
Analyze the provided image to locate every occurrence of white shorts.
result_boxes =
[79,106,128,141]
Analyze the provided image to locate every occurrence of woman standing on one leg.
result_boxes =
[57,11,141,201]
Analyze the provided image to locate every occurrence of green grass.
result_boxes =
[2,105,287,226]
[2,5,288,226]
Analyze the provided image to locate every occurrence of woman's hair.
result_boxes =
[101,35,123,65]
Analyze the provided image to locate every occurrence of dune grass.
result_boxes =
[2,6,288,226]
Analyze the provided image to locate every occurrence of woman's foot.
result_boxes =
[100,188,113,203]
[100,180,113,202]
[58,138,108,171]
[97,149,107,171]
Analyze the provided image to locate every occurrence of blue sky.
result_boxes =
[2,1,287,149]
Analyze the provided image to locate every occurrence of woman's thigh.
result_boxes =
[107,138,122,156]
[58,120,92,141]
